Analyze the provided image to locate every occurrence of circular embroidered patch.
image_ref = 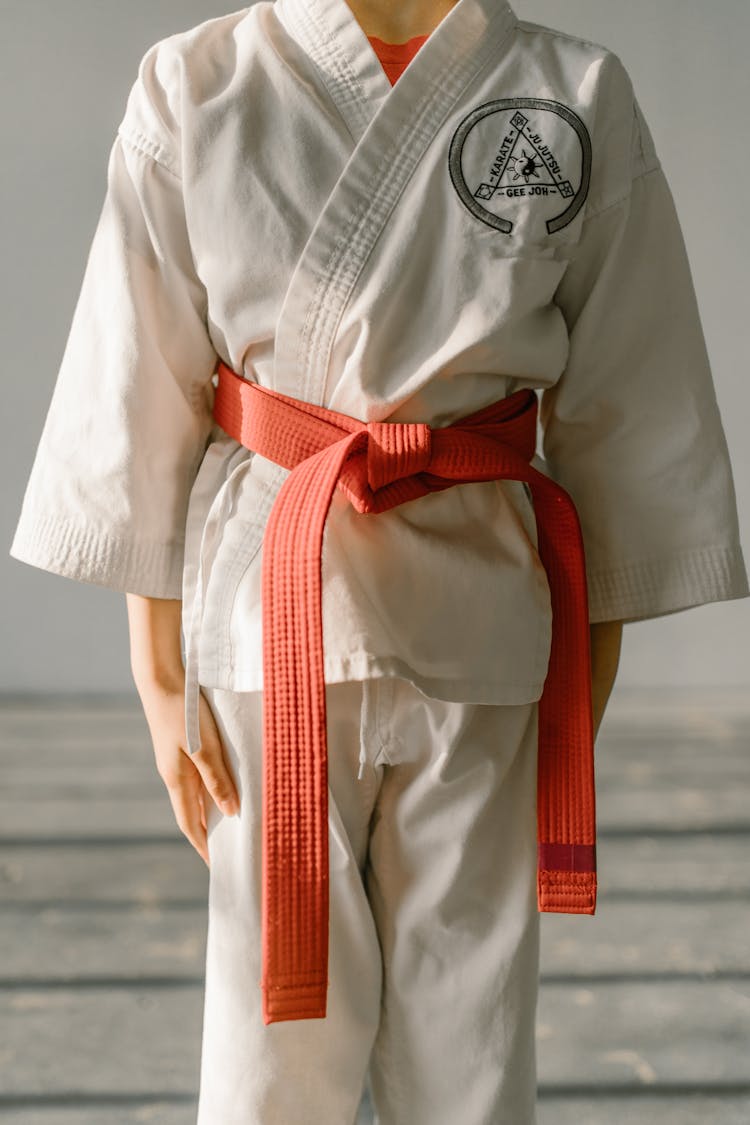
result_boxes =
[448,98,592,236]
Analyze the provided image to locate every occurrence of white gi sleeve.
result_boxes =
[541,91,748,624]
[9,44,218,599]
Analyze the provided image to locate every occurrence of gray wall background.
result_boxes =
[1,0,748,693]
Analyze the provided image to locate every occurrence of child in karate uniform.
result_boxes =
[9,1,747,1122]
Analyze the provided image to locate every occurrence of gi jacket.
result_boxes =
[9,0,748,705]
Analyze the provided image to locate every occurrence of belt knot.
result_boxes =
[365,420,432,492]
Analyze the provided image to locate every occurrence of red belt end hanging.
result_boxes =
[262,982,328,1025]
[537,843,597,915]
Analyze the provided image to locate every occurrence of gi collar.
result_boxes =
[276,0,518,141]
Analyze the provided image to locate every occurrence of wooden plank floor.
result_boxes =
[1,688,748,1124]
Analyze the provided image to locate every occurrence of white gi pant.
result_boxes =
[196,676,540,1125]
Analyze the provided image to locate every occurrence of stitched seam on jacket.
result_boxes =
[587,542,746,583]
[516,20,614,55]
[582,163,663,225]
[118,125,181,180]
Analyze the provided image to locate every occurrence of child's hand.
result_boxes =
[125,593,240,865]
[135,675,240,867]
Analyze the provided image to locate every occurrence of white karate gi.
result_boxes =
[8,0,748,1121]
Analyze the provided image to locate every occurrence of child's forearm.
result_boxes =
[589,619,623,737]
[126,593,184,693]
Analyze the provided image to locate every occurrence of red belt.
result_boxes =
[211,361,596,1025]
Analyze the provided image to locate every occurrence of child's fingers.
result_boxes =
[136,680,235,860]
[188,692,241,819]
[198,785,208,833]
[167,769,210,867]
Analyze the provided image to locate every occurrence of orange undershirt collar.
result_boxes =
[367,33,429,84]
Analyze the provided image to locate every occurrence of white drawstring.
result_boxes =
[358,680,373,780]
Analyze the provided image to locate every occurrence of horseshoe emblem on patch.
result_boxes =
[448,98,592,235]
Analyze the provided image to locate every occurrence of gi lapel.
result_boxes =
[272,0,518,403]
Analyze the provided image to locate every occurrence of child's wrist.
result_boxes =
[126,593,185,697]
